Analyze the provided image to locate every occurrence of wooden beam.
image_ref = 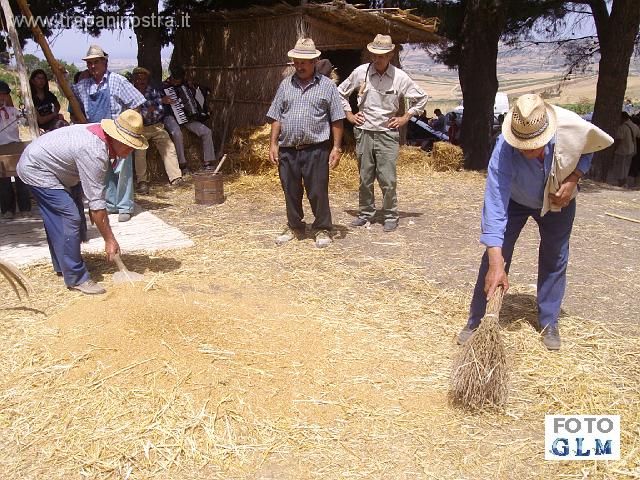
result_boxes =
[0,0,39,137]
[14,0,87,124]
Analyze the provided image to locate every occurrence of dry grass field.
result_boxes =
[1,146,638,479]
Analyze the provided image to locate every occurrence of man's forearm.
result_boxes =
[487,246,504,266]
[331,120,343,149]
[270,121,281,146]
[90,209,116,243]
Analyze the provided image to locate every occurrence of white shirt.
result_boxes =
[17,124,110,210]
[0,106,21,145]
[338,63,428,132]
[615,119,640,155]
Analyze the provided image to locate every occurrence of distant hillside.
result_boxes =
[401,42,640,105]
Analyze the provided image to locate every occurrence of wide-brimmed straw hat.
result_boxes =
[287,38,321,59]
[82,44,109,61]
[502,94,557,150]
[367,34,395,54]
[101,110,148,150]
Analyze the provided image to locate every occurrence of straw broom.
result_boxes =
[0,258,33,300]
[450,286,508,409]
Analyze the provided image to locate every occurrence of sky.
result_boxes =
[23,28,174,66]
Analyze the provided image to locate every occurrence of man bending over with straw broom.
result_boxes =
[17,110,149,295]
[457,94,612,351]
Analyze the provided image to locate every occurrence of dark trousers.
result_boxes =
[467,199,576,330]
[0,176,31,213]
[28,185,90,287]
[278,143,332,231]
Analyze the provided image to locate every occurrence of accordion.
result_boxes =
[164,84,210,125]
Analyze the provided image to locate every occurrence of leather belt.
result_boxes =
[283,141,328,150]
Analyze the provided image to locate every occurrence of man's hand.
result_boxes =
[329,147,341,170]
[161,96,174,105]
[388,114,411,129]
[485,247,508,300]
[550,172,579,208]
[347,111,365,126]
[269,144,279,166]
[105,238,120,262]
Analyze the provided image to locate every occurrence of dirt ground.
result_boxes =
[0,156,638,479]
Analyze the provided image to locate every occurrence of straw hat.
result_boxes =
[367,34,395,54]
[287,38,321,59]
[82,44,108,61]
[132,66,151,76]
[101,110,149,150]
[502,94,557,150]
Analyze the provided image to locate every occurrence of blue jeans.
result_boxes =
[28,185,90,287]
[467,199,576,330]
[106,154,134,214]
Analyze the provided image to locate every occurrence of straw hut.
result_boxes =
[171,1,440,150]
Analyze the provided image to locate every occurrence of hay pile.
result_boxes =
[431,141,464,171]
[225,124,272,174]
[1,150,638,479]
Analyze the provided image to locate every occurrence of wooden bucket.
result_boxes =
[193,172,224,205]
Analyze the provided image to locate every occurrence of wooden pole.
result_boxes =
[14,0,87,124]
[0,0,39,137]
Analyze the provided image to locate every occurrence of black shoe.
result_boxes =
[457,325,476,345]
[383,219,398,232]
[350,217,369,227]
[180,165,192,176]
[137,181,150,195]
[541,324,561,350]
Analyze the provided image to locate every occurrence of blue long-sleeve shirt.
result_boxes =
[480,135,593,247]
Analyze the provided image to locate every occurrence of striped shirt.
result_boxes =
[72,71,145,120]
[338,63,428,132]
[17,124,110,210]
[267,73,345,147]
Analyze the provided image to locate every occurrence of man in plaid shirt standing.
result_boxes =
[72,45,145,222]
[267,38,344,248]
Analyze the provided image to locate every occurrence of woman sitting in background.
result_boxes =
[29,69,68,132]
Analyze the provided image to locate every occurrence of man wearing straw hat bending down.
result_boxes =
[338,34,428,232]
[457,94,613,350]
[267,38,345,248]
[17,110,149,295]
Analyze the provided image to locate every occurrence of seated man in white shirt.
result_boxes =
[0,80,31,219]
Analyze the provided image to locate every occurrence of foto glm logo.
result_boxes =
[545,415,620,460]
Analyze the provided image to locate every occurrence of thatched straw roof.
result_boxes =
[189,1,440,47]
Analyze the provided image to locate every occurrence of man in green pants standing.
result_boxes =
[338,34,428,232]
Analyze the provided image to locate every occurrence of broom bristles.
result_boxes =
[450,287,509,409]
[0,259,33,300]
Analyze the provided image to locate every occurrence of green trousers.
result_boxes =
[353,127,400,221]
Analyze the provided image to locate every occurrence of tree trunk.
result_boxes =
[134,0,163,86]
[590,0,640,182]
[458,0,505,170]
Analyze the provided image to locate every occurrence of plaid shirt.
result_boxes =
[267,73,345,147]
[138,86,165,126]
[72,71,145,120]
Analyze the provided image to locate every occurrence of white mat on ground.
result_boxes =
[0,206,194,268]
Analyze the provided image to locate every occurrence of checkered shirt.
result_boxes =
[139,86,165,126]
[267,73,345,147]
[72,71,145,120]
